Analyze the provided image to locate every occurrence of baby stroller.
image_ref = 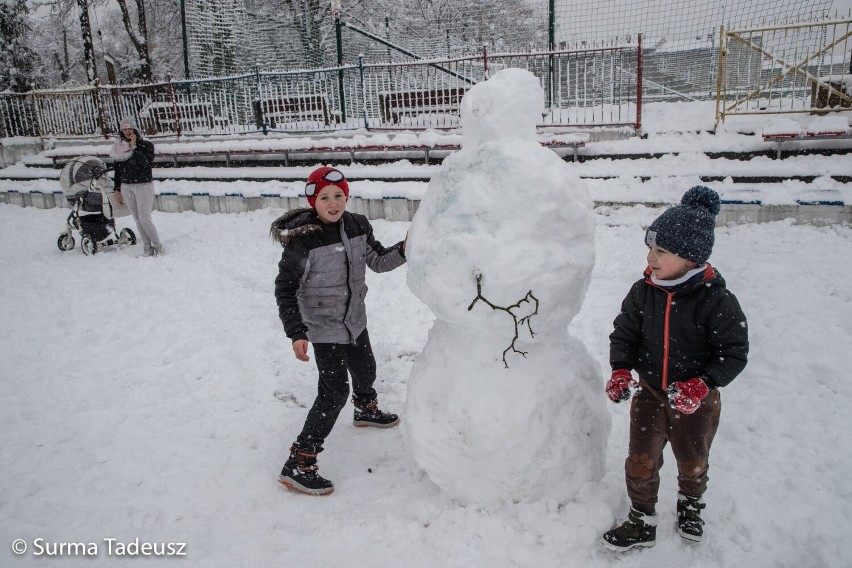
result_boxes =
[56,156,137,255]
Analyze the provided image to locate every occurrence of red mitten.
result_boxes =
[606,369,637,403]
[667,378,710,414]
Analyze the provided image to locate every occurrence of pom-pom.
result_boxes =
[681,185,721,216]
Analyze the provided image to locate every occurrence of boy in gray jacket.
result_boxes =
[271,167,407,495]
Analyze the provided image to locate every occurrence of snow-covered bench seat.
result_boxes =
[43,135,587,168]
[762,116,852,159]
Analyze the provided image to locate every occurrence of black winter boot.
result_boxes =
[352,397,400,428]
[601,507,657,552]
[278,442,334,495]
[677,493,705,542]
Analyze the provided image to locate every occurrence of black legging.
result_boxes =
[296,329,377,448]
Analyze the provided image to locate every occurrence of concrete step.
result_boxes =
[2,188,849,225]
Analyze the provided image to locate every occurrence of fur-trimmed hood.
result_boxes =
[270,208,323,247]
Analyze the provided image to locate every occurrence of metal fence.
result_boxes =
[0,93,37,137]
[1,43,641,140]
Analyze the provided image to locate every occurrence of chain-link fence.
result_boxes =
[3,0,841,139]
[197,0,831,103]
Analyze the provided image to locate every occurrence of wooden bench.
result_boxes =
[139,101,216,134]
[254,95,332,128]
[763,129,852,159]
[379,87,468,125]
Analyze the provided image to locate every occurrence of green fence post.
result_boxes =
[636,34,643,132]
[256,64,267,135]
[358,55,368,130]
[336,16,347,119]
[548,0,555,109]
[167,73,181,139]
[180,0,190,80]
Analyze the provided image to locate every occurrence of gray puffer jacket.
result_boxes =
[272,208,406,344]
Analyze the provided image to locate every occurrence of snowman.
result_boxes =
[404,69,610,506]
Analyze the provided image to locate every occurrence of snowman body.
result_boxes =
[405,69,610,506]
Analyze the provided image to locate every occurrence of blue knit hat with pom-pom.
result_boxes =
[645,186,721,264]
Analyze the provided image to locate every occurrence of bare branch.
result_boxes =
[468,271,540,369]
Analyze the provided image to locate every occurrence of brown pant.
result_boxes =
[625,380,721,508]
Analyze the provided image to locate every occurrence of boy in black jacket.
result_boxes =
[270,167,407,496]
[601,186,748,551]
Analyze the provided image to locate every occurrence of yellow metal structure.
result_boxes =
[715,18,852,128]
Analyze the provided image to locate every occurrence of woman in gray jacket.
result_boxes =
[270,167,407,496]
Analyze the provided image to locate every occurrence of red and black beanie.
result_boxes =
[305,166,349,209]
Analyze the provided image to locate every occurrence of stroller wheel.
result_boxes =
[57,233,75,251]
[80,235,98,256]
[119,228,137,246]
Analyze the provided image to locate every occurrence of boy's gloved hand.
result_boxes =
[666,378,710,414]
[606,369,637,403]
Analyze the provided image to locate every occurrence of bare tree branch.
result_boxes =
[468,271,540,369]
[115,0,152,81]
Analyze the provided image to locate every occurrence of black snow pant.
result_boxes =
[296,329,377,449]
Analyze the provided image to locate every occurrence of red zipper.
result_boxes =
[647,265,714,391]
[661,290,674,390]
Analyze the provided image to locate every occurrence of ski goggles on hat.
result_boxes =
[305,168,345,197]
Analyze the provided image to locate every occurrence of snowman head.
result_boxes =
[461,68,544,147]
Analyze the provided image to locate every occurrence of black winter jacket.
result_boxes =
[610,265,748,392]
[272,208,406,344]
[113,138,154,188]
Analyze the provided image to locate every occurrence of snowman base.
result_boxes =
[405,322,609,506]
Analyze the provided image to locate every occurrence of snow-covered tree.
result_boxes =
[114,0,153,82]
[25,0,181,86]
[1,0,42,91]
[77,0,98,82]
[24,0,546,85]
[28,0,86,87]
[94,0,182,83]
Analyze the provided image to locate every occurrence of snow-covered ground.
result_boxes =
[1,200,851,566]
[2,96,852,565]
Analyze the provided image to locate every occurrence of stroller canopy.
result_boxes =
[59,156,111,199]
